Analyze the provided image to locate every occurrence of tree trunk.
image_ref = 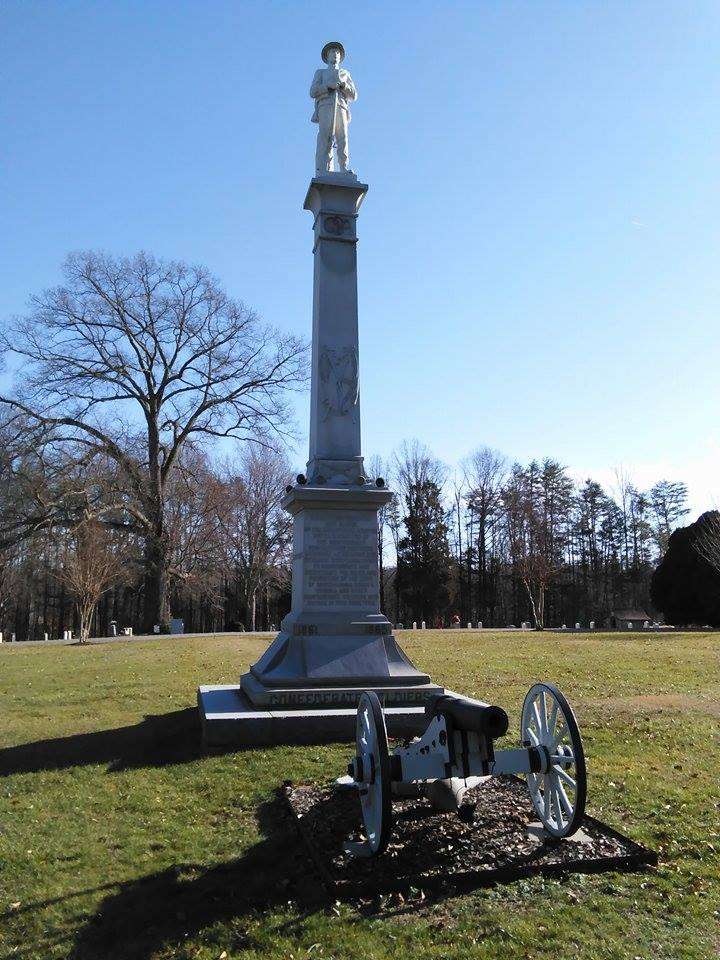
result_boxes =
[537,584,546,630]
[78,599,94,643]
[378,528,385,613]
[524,578,541,629]
[249,590,257,632]
[142,528,171,633]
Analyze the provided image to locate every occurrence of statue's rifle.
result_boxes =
[331,68,340,169]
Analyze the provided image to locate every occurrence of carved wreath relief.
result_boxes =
[323,214,350,236]
[319,346,359,419]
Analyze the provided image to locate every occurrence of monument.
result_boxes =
[198,43,442,746]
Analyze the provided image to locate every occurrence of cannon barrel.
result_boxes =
[426,694,509,739]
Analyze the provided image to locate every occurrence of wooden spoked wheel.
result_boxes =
[353,691,393,856]
[521,682,587,838]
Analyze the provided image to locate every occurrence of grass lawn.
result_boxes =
[1,630,718,960]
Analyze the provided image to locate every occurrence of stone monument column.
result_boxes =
[240,168,441,711]
[198,43,441,745]
[305,175,365,489]
[239,44,441,719]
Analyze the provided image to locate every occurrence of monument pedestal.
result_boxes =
[241,484,441,710]
[201,487,441,746]
[199,168,442,746]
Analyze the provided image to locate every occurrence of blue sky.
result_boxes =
[3,1,720,517]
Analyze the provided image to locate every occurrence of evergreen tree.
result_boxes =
[396,479,450,624]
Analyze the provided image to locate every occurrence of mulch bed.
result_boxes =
[285,777,656,898]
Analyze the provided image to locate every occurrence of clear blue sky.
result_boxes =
[3,1,720,517]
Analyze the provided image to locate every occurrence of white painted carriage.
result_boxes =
[345,684,587,857]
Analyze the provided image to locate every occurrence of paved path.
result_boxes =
[0,630,272,647]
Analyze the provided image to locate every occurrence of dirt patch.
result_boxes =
[286,777,655,899]
[587,694,720,717]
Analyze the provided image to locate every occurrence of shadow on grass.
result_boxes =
[69,794,330,960]
[0,709,220,775]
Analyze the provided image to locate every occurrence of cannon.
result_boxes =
[344,683,587,857]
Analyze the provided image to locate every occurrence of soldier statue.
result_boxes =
[310,41,357,176]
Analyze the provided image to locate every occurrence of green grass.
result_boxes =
[1,630,719,960]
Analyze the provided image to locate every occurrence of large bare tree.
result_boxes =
[0,251,306,631]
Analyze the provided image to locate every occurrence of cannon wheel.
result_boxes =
[521,682,587,838]
[355,691,393,856]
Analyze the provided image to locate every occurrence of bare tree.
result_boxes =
[393,439,447,498]
[367,454,391,613]
[55,518,127,642]
[462,447,507,622]
[163,448,228,623]
[0,251,306,631]
[693,511,720,575]
[215,446,292,631]
[503,460,573,629]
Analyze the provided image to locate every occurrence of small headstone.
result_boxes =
[477,621,482,629]
[170,618,184,635]
[412,621,417,630]
[0,632,3,643]
[643,620,649,629]
[467,622,472,629]
[589,620,595,630]
[421,620,426,630]
[628,622,633,629]
[575,622,580,629]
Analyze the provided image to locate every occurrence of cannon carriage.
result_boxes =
[345,683,587,857]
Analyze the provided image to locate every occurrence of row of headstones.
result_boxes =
[392,620,657,631]
[397,622,486,630]
[560,621,654,630]
[0,628,135,643]
[0,630,74,642]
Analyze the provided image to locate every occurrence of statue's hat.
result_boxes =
[321,41,345,63]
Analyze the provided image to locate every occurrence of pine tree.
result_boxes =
[397,479,450,624]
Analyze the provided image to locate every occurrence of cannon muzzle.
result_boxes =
[426,693,509,739]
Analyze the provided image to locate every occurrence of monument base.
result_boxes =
[240,668,442,709]
[237,482,443,731]
[198,684,430,747]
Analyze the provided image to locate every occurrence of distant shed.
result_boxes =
[609,609,651,629]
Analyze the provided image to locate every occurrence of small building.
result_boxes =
[609,609,651,630]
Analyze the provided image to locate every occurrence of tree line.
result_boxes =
[377,442,689,630]
[0,251,693,640]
